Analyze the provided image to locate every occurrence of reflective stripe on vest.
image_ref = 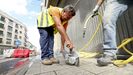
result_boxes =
[37,10,54,28]
[37,8,67,33]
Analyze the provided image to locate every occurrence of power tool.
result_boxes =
[62,49,80,66]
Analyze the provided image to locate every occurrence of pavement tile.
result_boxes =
[98,64,133,75]
[25,61,42,75]
[40,63,72,73]
[39,71,56,75]
[56,67,95,75]
[25,57,133,75]
[79,58,116,74]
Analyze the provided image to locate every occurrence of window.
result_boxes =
[14,35,17,39]
[19,36,22,39]
[20,31,22,34]
[0,23,4,28]
[7,32,12,38]
[15,24,18,28]
[0,16,5,22]
[24,43,27,47]
[0,31,3,36]
[6,39,11,44]
[0,38,3,43]
[8,19,13,25]
[20,26,22,29]
[15,29,18,34]
[8,26,13,32]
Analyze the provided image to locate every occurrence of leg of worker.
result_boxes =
[39,28,53,65]
[97,2,128,66]
[48,27,59,63]
[47,26,54,58]
[39,29,49,60]
[103,2,127,56]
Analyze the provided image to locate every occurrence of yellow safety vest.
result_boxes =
[37,10,54,28]
[37,7,67,34]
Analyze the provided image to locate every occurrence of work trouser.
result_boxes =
[102,0,128,56]
[38,26,54,60]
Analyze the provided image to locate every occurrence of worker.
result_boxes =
[92,0,132,66]
[37,5,76,65]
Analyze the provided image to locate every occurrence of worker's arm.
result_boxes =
[61,23,68,51]
[48,7,73,49]
[93,0,104,12]
[97,0,104,6]
[52,16,73,49]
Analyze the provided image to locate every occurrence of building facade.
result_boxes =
[0,10,28,50]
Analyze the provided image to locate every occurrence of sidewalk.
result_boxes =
[25,57,133,75]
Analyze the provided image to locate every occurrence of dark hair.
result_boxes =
[63,5,76,16]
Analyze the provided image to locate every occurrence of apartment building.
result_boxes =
[0,10,28,50]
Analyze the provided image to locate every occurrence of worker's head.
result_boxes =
[61,5,76,21]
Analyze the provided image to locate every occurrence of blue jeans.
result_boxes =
[38,26,54,60]
[102,0,128,56]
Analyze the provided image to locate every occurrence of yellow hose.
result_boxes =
[113,37,133,67]
[78,12,133,67]
[79,13,102,52]
[122,38,133,55]
[79,13,102,58]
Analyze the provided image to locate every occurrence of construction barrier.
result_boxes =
[13,49,31,58]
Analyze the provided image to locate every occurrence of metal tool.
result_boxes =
[62,49,80,66]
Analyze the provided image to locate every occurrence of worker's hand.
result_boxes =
[66,41,74,49]
[92,9,98,15]
[92,4,100,17]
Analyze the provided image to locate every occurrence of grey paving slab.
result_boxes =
[79,58,116,74]
[98,64,133,75]
[25,57,133,75]
[40,64,70,73]
[39,71,56,75]
[25,61,42,75]
[56,67,95,75]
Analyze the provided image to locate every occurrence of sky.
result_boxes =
[0,0,42,51]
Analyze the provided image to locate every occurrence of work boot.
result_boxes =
[50,57,59,64]
[42,59,52,65]
[97,54,115,66]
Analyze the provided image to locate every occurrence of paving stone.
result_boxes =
[56,67,95,75]
[25,58,133,75]
[40,64,72,73]
[39,71,56,75]
[25,61,42,75]
[79,58,116,74]
[98,64,133,75]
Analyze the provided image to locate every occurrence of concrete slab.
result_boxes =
[56,67,95,75]
[39,71,56,75]
[25,57,133,75]
[25,61,42,75]
[98,64,133,75]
